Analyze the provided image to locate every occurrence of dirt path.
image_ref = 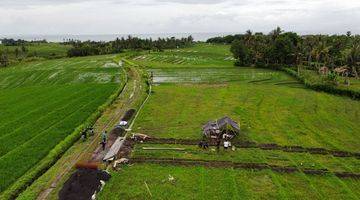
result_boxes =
[31,61,146,200]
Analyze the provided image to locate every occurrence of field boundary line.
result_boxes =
[130,157,360,179]
[138,138,360,159]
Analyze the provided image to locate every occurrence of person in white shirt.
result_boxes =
[224,141,229,150]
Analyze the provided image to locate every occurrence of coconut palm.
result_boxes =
[244,30,253,47]
[313,40,330,72]
[346,43,360,79]
[269,26,282,42]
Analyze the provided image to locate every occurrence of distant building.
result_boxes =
[202,116,240,139]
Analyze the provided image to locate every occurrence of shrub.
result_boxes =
[282,68,360,100]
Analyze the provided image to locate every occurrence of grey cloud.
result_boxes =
[0,0,131,8]
[0,0,230,8]
[155,0,229,4]
[0,0,359,35]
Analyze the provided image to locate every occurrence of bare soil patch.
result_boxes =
[58,169,110,200]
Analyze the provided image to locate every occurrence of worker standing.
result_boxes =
[101,131,107,150]
[81,129,87,141]
[224,140,229,150]
[89,127,94,136]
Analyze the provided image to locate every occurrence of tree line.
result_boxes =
[207,28,360,78]
[65,35,194,57]
[1,38,48,46]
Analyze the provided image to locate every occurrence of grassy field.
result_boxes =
[96,43,359,199]
[0,55,124,192]
[134,72,360,152]
[99,164,359,200]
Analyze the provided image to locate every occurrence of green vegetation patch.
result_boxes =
[0,43,72,61]
[301,70,360,93]
[134,79,360,151]
[132,43,234,68]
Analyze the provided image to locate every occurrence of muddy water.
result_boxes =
[150,68,285,84]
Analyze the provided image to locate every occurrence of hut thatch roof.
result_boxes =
[202,116,240,138]
[217,116,240,131]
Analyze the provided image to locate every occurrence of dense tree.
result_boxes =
[14,48,20,58]
[208,28,360,78]
[230,40,250,66]
[345,43,360,78]
[66,36,194,57]
[21,45,27,53]
[0,38,47,46]
[0,51,9,67]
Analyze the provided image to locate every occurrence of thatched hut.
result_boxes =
[319,66,329,75]
[202,116,240,139]
[334,66,351,76]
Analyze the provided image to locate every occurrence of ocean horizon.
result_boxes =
[0,32,237,42]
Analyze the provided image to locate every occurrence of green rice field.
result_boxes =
[0,55,124,192]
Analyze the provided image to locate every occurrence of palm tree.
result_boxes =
[346,43,360,79]
[269,26,282,42]
[303,36,318,67]
[244,30,253,46]
[314,40,330,72]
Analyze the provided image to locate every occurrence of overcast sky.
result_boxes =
[0,0,359,35]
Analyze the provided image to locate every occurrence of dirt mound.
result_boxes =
[59,169,111,200]
[121,109,136,121]
[110,126,125,137]
[116,139,134,158]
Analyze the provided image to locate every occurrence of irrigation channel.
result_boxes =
[33,60,147,200]
[140,138,360,159]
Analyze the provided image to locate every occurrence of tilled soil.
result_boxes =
[58,169,111,200]
[130,157,360,179]
[117,139,134,158]
[141,138,360,159]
